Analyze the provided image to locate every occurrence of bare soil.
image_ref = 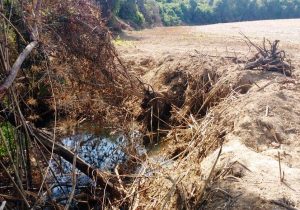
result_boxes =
[118,19,300,63]
[117,19,300,209]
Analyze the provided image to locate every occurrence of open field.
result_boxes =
[118,19,300,67]
[116,19,300,209]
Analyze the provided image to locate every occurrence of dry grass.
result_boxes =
[0,0,142,208]
[2,0,299,208]
[128,56,244,209]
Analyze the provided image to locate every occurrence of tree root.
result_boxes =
[242,33,292,76]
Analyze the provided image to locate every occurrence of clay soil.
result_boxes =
[116,19,300,209]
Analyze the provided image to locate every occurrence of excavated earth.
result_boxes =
[116,19,300,209]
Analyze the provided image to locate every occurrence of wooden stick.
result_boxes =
[0,107,126,200]
[0,160,30,208]
[270,200,298,210]
[29,125,126,199]
[196,145,223,205]
[0,41,38,95]
[278,151,283,182]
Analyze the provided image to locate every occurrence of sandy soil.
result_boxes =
[116,19,300,209]
[118,19,300,60]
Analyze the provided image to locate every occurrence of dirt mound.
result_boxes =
[198,70,300,209]
[118,33,300,208]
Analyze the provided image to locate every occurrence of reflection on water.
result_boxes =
[48,133,129,205]
[61,134,126,170]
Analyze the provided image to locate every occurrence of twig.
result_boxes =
[161,175,186,210]
[0,160,30,208]
[270,200,298,210]
[196,145,223,205]
[0,12,27,43]
[242,34,292,75]
[265,105,270,117]
[0,201,6,210]
[278,151,284,182]
[64,137,79,210]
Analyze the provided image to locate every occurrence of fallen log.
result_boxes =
[28,126,126,199]
[0,106,126,201]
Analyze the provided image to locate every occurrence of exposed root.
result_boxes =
[242,33,293,76]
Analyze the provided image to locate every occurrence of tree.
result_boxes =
[119,0,145,26]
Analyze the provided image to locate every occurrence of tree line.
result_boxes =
[97,0,300,28]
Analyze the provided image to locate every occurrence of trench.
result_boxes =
[46,59,237,209]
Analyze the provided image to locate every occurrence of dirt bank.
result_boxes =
[116,19,300,209]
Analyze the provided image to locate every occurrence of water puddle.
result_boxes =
[47,129,145,206]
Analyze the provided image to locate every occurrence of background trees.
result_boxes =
[100,0,300,28]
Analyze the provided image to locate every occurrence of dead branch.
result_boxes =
[0,41,38,95]
[0,105,126,201]
[270,200,298,210]
[241,34,292,76]
[28,125,126,200]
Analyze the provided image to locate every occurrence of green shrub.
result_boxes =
[119,0,145,25]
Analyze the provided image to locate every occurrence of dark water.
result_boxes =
[47,130,145,206]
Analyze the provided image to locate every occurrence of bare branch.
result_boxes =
[0,41,38,95]
[243,36,292,76]
[0,12,27,43]
[29,125,126,199]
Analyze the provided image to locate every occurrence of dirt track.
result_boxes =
[117,19,300,209]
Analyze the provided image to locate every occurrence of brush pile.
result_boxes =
[243,35,292,76]
[0,0,141,127]
[126,53,243,209]
[0,0,142,209]
[41,0,142,124]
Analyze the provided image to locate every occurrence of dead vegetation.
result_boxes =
[0,0,142,208]
[116,34,299,208]
[124,53,246,209]
[242,33,293,76]
[1,0,299,209]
